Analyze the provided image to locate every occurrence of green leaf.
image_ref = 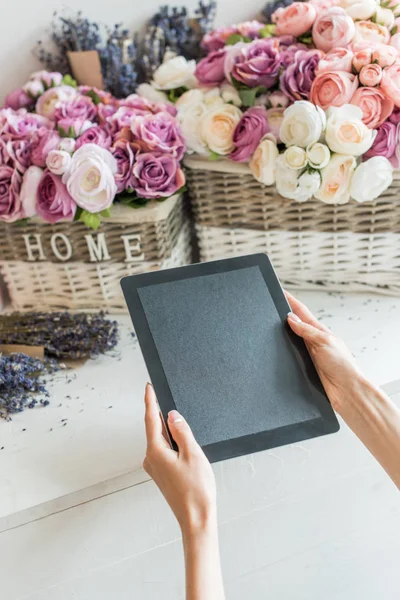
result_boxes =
[79,210,101,230]
[381,0,391,7]
[230,76,242,91]
[297,33,313,44]
[61,74,78,88]
[226,33,251,45]
[209,151,221,161]
[239,85,267,107]
[73,207,83,222]
[100,208,111,218]
[41,79,50,91]
[15,218,29,227]
[167,86,188,102]
[259,24,276,38]
[391,24,398,35]
[85,88,102,105]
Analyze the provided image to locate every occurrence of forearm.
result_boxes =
[182,517,225,600]
[337,374,400,488]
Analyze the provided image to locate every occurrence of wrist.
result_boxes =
[181,507,218,541]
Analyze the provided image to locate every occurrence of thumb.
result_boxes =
[287,312,327,345]
[168,410,199,457]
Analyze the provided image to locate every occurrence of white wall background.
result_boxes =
[0,0,266,103]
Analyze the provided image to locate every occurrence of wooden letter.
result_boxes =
[84,233,111,262]
[50,233,73,261]
[121,234,144,263]
[23,234,46,261]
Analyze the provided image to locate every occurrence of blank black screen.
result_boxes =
[138,266,320,447]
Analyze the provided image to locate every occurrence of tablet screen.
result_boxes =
[138,266,320,448]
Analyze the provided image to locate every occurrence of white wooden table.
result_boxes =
[0,290,399,599]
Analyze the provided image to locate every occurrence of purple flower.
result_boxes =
[279,42,309,68]
[75,126,112,150]
[30,129,60,168]
[230,107,269,162]
[98,102,118,122]
[232,39,281,89]
[130,112,186,160]
[364,121,398,166]
[37,170,76,223]
[131,153,185,199]
[280,50,323,102]
[4,88,33,111]
[0,165,22,222]
[5,139,32,173]
[108,107,141,134]
[389,107,400,124]
[195,49,227,86]
[111,140,138,193]
[55,95,97,122]
[1,109,52,140]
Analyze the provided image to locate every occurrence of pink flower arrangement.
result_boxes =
[0,73,187,228]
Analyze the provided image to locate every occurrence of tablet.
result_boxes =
[121,254,339,463]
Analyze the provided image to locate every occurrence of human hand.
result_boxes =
[143,383,217,535]
[285,291,363,414]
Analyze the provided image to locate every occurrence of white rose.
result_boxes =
[201,87,224,108]
[276,156,300,200]
[136,83,170,104]
[179,102,209,155]
[340,0,377,20]
[46,150,72,176]
[280,101,326,148]
[306,142,330,169]
[325,105,375,156]
[249,135,279,185]
[375,6,395,28]
[295,171,321,202]
[314,154,357,204]
[283,146,308,170]
[19,166,43,218]
[58,138,76,153]
[350,156,393,202]
[176,89,205,114]
[23,80,45,97]
[152,56,197,90]
[220,83,242,107]
[200,103,242,155]
[62,143,117,212]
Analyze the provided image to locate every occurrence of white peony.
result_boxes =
[176,89,205,114]
[295,171,322,202]
[375,6,395,28]
[62,143,117,212]
[23,80,44,97]
[179,102,209,155]
[325,105,375,156]
[275,156,300,199]
[136,83,170,104]
[152,55,197,90]
[350,156,393,202]
[249,135,279,185]
[314,154,357,204]
[220,83,242,107]
[306,142,330,169]
[200,103,242,155]
[339,0,377,20]
[280,101,326,148]
[46,150,72,176]
[283,146,308,170]
[58,138,76,153]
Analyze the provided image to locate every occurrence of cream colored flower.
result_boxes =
[136,83,170,104]
[220,82,242,107]
[283,146,308,170]
[152,56,197,90]
[375,5,395,28]
[275,156,300,199]
[179,102,209,155]
[314,153,356,204]
[46,150,72,176]
[201,103,242,155]
[306,142,330,169]
[280,101,326,148]
[325,105,375,156]
[249,135,279,185]
[350,156,393,202]
[340,0,377,20]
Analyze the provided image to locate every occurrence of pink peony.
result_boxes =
[310,71,358,110]
[230,107,269,162]
[111,140,138,193]
[317,48,353,74]
[131,153,185,199]
[36,86,77,119]
[352,49,372,72]
[273,2,317,37]
[5,139,32,173]
[359,64,383,87]
[195,49,227,86]
[201,26,238,52]
[312,7,355,53]
[0,165,22,222]
[130,112,185,160]
[30,129,60,167]
[75,126,112,150]
[54,95,97,122]
[37,170,76,223]
[4,88,33,111]
[351,87,394,128]
[354,21,390,46]
[237,21,265,39]
[381,64,400,108]
[371,44,398,68]
[390,33,400,52]
[97,102,118,122]
[2,110,52,140]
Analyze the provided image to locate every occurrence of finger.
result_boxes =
[168,410,200,458]
[144,383,168,449]
[285,291,330,333]
[287,312,329,345]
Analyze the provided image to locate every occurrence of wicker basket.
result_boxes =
[184,156,400,294]
[0,194,192,311]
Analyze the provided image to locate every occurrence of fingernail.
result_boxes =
[169,410,183,423]
[288,312,301,323]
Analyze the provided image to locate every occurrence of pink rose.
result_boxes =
[111,140,138,193]
[381,64,400,108]
[57,118,94,138]
[130,111,186,160]
[317,48,353,74]
[352,49,372,72]
[354,21,390,45]
[30,129,60,167]
[5,139,31,173]
[312,7,355,53]
[195,48,227,86]
[230,107,269,162]
[37,170,76,223]
[232,39,281,89]
[273,2,317,37]
[309,0,340,15]
[55,95,97,122]
[19,165,43,217]
[98,102,118,122]
[108,106,141,134]
[224,42,248,82]
[4,88,33,111]
[0,165,22,222]
[371,44,398,68]
[131,153,185,199]
[3,110,52,140]
[78,86,113,104]
[201,26,238,52]
[359,64,383,87]
[351,87,394,128]
[75,126,112,150]
[310,71,358,110]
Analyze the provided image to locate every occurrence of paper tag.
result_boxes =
[62,358,88,370]
[67,50,104,89]
[0,345,44,359]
